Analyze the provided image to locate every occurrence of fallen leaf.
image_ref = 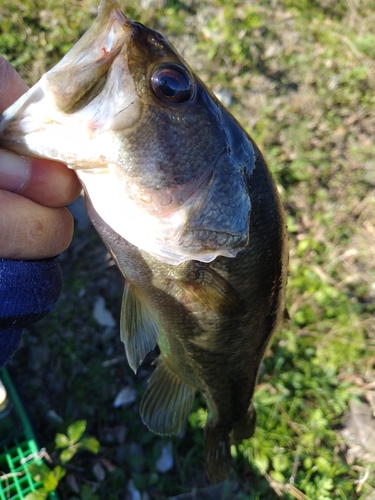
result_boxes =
[156,442,173,473]
[93,296,116,327]
[341,400,375,464]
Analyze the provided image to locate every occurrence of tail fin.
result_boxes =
[205,425,231,484]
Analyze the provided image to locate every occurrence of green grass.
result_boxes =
[1,0,375,498]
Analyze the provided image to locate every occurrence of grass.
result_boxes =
[1,0,375,498]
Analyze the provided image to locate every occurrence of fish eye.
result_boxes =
[151,65,193,103]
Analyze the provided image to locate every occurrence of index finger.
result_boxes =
[0,57,82,207]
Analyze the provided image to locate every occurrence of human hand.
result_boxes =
[0,55,81,367]
[0,55,81,259]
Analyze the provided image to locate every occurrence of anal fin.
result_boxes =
[140,359,195,435]
[120,281,159,373]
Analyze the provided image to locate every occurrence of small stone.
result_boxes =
[92,462,105,483]
[92,461,106,482]
[155,442,173,473]
[113,386,137,408]
[45,409,64,426]
[126,479,141,500]
[93,296,116,327]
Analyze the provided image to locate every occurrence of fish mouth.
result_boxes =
[0,0,134,157]
[42,3,131,115]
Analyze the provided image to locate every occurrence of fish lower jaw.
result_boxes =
[15,125,115,168]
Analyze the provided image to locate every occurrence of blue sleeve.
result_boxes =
[0,259,63,368]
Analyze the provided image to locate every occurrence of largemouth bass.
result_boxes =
[0,0,288,483]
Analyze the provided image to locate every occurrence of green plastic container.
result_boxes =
[0,369,58,499]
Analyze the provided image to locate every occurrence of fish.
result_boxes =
[0,0,288,484]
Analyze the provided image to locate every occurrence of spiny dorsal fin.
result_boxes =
[140,358,195,435]
[176,262,247,317]
[205,425,232,484]
[120,281,159,373]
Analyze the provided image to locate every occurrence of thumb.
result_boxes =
[0,55,29,112]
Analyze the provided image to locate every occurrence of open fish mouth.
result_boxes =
[0,0,134,156]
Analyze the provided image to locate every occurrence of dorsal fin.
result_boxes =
[120,281,159,373]
[140,358,195,435]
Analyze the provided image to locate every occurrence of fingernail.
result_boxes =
[0,150,30,192]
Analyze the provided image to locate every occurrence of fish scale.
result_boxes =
[0,0,288,484]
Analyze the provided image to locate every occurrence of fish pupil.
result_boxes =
[159,76,181,97]
[151,65,192,103]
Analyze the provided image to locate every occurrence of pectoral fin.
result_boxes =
[140,358,195,435]
[120,281,158,373]
[176,263,247,317]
